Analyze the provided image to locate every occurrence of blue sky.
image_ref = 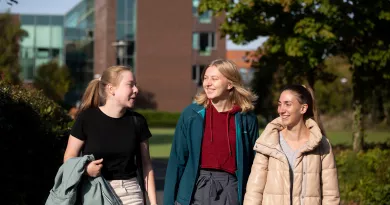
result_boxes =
[1,0,266,50]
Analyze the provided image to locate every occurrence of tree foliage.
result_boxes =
[0,12,27,84]
[33,61,72,103]
[201,0,390,151]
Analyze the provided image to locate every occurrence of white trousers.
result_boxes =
[109,178,144,205]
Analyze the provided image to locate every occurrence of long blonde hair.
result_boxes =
[194,59,258,112]
[78,66,132,113]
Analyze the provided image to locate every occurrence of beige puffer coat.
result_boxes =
[244,117,340,205]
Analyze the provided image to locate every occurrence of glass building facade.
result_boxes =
[19,15,65,81]
[64,0,95,103]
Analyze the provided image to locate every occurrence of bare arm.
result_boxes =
[64,135,103,177]
[140,140,157,205]
[64,135,84,162]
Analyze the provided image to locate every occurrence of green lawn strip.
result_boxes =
[149,128,390,158]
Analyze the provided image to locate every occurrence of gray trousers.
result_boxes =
[191,169,238,205]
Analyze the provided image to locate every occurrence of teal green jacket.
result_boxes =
[163,103,259,205]
[45,155,121,205]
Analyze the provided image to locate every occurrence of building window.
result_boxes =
[192,0,212,24]
[19,15,66,81]
[36,25,51,47]
[117,0,126,22]
[51,16,64,26]
[116,0,136,69]
[116,0,136,41]
[37,48,50,58]
[20,15,35,25]
[116,57,134,68]
[20,48,34,59]
[199,11,212,24]
[193,32,215,56]
[36,16,50,25]
[192,65,206,86]
[51,26,64,48]
[20,25,35,47]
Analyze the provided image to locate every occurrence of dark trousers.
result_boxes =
[191,169,238,205]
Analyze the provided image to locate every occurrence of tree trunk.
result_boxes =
[371,83,385,124]
[352,102,364,152]
[352,66,364,152]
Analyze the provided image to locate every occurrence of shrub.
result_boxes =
[337,148,390,205]
[0,81,72,204]
[136,109,267,128]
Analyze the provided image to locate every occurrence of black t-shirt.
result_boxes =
[70,107,152,180]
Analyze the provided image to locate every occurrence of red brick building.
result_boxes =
[17,0,226,112]
[94,0,226,111]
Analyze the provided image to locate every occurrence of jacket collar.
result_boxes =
[189,103,205,118]
[190,102,204,112]
[255,117,323,154]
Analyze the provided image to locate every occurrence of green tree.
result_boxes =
[33,61,72,103]
[0,12,27,84]
[201,0,390,151]
[200,0,337,87]
[328,0,390,151]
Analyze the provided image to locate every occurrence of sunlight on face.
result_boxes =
[277,90,306,127]
[203,66,231,102]
[113,71,138,108]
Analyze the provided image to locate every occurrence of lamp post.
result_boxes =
[112,40,127,66]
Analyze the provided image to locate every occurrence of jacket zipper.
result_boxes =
[235,114,242,204]
[300,156,307,205]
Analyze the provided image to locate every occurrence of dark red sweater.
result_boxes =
[200,103,241,174]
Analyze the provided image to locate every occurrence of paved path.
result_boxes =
[146,159,168,205]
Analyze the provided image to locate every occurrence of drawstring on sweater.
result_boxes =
[226,114,232,156]
[208,102,233,156]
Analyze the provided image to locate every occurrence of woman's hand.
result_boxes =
[86,158,103,177]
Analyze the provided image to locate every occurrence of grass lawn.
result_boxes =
[149,128,390,159]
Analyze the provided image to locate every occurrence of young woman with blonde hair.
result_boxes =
[63,66,157,205]
[244,85,340,205]
[164,59,259,205]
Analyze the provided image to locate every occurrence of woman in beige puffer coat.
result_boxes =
[244,85,340,205]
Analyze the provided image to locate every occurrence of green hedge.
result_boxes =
[337,148,390,205]
[0,82,72,204]
[136,109,267,128]
[136,109,181,128]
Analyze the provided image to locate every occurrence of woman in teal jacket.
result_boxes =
[164,59,259,205]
